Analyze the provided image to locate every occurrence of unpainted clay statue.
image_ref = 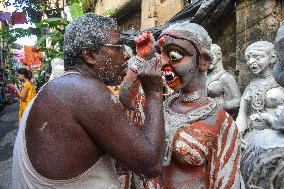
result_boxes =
[236,41,284,142]
[240,39,284,188]
[273,21,284,131]
[49,58,65,81]
[120,22,243,189]
[207,44,241,115]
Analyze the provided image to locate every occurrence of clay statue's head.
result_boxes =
[273,22,284,87]
[209,44,223,70]
[51,58,64,70]
[157,21,213,91]
[64,13,130,85]
[245,41,276,75]
[274,21,284,59]
[49,58,64,80]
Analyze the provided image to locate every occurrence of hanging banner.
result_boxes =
[12,12,28,25]
[0,12,11,21]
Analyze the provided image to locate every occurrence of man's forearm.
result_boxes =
[119,70,141,110]
[143,91,165,161]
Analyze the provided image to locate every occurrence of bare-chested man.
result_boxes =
[12,13,165,189]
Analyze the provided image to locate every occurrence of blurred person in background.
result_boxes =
[10,68,36,121]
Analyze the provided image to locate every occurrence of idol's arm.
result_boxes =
[119,32,156,110]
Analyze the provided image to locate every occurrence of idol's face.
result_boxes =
[158,35,198,91]
[245,48,270,75]
[209,49,220,70]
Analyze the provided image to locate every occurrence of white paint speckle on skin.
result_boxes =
[40,122,48,131]
[64,13,117,67]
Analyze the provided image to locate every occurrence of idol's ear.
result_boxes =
[82,48,98,66]
[198,48,213,72]
[271,53,277,66]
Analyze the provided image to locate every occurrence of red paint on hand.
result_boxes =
[158,36,166,46]
[135,31,155,60]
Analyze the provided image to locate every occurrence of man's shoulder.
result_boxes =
[51,74,108,93]
[40,75,111,107]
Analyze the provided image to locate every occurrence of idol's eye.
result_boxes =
[169,50,183,61]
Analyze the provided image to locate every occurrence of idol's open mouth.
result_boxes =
[163,70,178,84]
[251,64,259,71]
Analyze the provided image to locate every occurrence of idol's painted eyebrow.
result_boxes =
[163,43,191,55]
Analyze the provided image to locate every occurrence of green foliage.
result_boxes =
[0,0,63,23]
[82,0,97,13]
[0,28,32,44]
[70,2,84,20]
[34,17,68,71]
[102,7,118,17]
[0,0,69,87]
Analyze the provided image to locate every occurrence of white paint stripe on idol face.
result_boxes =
[179,131,209,156]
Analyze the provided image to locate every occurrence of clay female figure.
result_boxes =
[207,44,241,116]
[273,21,284,131]
[120,22,243,189]
[236,41,284,141]
[49,58,65,81]
[239,40,284,188]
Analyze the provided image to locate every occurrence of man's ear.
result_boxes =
[82,48,97,66]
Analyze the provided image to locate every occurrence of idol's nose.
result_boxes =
[247,57,255,66]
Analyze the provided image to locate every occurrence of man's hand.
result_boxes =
[138,56,162,95]
[135,32,155,60]
[8,83,19,91]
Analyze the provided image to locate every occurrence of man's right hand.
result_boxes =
[138,56,162,95]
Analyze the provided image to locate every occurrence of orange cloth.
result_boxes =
[23,46,43,68]
[33,51,42,66]
[24,46,33,66]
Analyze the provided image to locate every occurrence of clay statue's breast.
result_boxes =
[172,123,213,166]
[208,80,223,97]
[244,80,282,112]
[265,87,284,108]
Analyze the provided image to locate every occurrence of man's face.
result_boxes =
[245,48,270,75]
[95,30,130,86]
[159,35,198,91]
